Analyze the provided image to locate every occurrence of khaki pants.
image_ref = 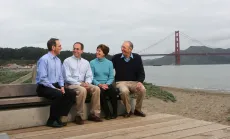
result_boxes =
[116,81,146,113]
[66,84,100,118]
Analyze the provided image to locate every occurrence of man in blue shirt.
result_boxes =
[36,38,76,128]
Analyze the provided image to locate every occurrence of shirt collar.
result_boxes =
[72,55,81,60]
[48,52,56,59]
[121,53,134,59]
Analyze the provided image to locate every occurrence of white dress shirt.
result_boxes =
[62,55,93,85]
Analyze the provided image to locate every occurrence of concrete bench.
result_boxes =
[0,84,51,109]
[0,84,135,131]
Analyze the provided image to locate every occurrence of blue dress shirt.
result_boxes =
[121,53,134,62]
[36,52,64,88]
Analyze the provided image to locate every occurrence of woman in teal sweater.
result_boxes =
[90,44,117,120]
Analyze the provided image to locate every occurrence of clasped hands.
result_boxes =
[98,84,109,90]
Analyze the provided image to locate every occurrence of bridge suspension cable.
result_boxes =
[180,31,213,48]
[137,32,174,54]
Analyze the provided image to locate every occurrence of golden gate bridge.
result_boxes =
[138,31,230,65]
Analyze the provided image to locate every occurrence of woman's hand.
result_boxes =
[98,84,109,90]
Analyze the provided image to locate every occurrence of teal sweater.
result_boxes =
[90,58,114,86]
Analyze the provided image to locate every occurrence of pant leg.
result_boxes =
[66,85,87,119]
[87,84,101,116]
[36,84,63,120]
[59,88,76,116]
[100,87,111,117]
[116,82,131,113]
[128,81,146,112]
[107,85,118,116]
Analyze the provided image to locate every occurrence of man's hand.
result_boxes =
[81,82,89,90]
[56,87,65,94]
[60,87,65,94]
[136,82,143,91]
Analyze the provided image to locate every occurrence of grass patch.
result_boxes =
[23,77,32,83]
[144,82,176,102]
[227,116,230,121]
[0,71,30,84]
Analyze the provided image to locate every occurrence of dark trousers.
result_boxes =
[36,83,76,120]
[100,85,118,117]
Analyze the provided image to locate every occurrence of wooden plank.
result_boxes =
[10,114,180,139]
[0,84,37,98]
[143,124,228,139]
[8,113,158,135]
[63,118,212,139]
[179,127,230,139]
[0,97,48,105]
[10,113,175,138]
[220,137,230,139]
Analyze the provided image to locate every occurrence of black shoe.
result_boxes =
[111,115,117,119]
[57,118,67,126]
[88,114,103,122]
[46,119,63,128]
[104,115,112,120]
[75,116,84,125]
[134,109,146,117]
[123,111,132,118]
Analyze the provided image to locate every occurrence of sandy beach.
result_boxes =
[142,86,230,125]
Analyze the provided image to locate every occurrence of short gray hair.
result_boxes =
[124,41,133,49]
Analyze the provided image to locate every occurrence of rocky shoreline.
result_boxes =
[143,86,230,125]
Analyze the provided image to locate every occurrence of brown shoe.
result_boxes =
[88,114,102,122]
[123,111,132,118]
[75,116,84,125]
[134,109,146,117]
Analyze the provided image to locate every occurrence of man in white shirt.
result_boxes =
[62,42,102,124]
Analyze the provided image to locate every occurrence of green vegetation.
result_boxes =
[144,82,176,102]
[23,77,32,83]
[0,70,30,84]
[0,47,112,65]
[227,116,230,121]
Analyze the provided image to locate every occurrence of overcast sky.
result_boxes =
[0,0,229,55]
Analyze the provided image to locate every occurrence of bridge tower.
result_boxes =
[175,31,180,65]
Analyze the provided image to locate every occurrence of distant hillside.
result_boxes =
[143,46,230,65]
[0,47,112,65]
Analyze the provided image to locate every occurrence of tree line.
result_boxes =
[0,46,112,65]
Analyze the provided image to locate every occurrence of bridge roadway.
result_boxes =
[140,53,230,56]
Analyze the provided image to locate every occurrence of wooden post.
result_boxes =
[31,65,37,84]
